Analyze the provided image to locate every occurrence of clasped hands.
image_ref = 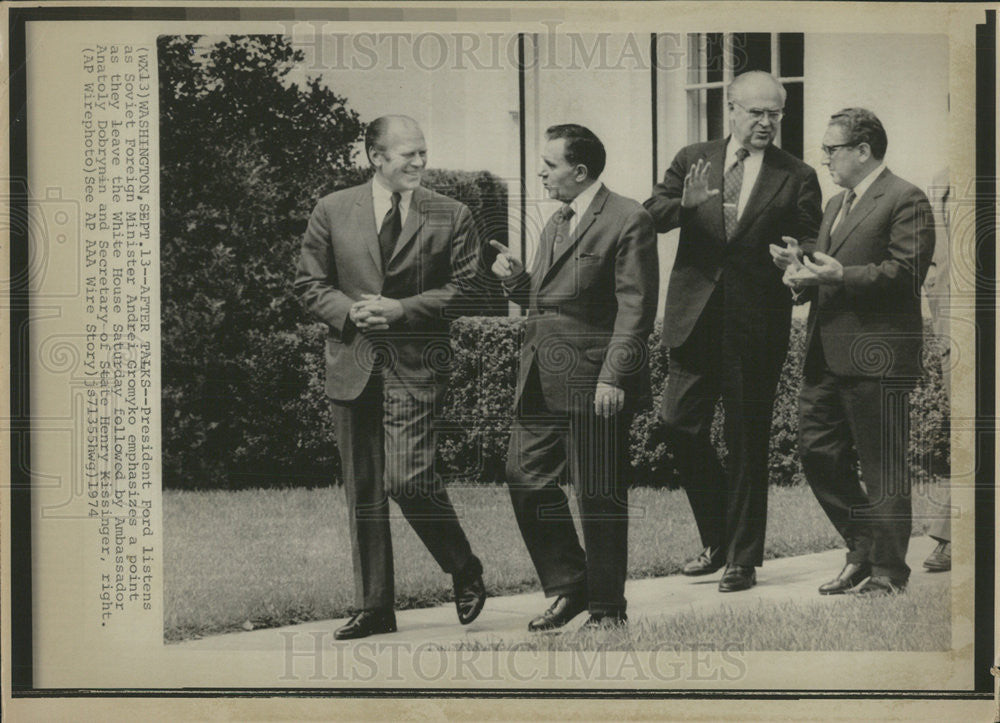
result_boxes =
[349,294,404,331]
[768,236,844,289]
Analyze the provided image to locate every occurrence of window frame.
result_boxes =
[685,32,804,150]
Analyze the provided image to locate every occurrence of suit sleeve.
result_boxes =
[841,187,936,295]
[398,203,480,325]
[600,208,660,390]
[794,167,824,257]
[293,199,355,337]
[643,148,695,233]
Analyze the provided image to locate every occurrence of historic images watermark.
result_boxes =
[276,21,750,74]
[277,633,749,684]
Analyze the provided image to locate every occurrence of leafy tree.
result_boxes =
[159,35,364,486]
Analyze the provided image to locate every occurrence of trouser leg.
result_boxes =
[331,379,393,610]
[841,378,913,583]
[798,368,872,566]
[506,367,587,598]
[382,382,476,576]
[721,354,782,567]
[659,347,725,552]
[568,400,630,616]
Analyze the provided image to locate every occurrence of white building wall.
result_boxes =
[804,34,950,201]
[522,33,654,268]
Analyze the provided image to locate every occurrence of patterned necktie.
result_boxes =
[723,147,750,240]
[378,191,402,269]
[550,204,575,265]
[836,189,856,232]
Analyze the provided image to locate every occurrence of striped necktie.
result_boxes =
[723,147,749,240]
[550,204,575,265]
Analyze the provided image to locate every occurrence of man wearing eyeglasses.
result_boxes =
[644,71,822,593]
[776,108,935,596]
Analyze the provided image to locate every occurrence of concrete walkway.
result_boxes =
[178,536,946,651]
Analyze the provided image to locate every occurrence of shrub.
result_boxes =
[161,314,950,489]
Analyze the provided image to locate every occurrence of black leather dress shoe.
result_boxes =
[682,547,726,576]
[580,612,628,629]
[333,609,397,640]
[818,562,872,595]
[527,594,588,632]
[718,564,756,592]
[923,541,951,572]
[453,558,487,625]
[854,575,906,596]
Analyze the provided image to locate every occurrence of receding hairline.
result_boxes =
[369,115,423,149]
[727,71,787,104]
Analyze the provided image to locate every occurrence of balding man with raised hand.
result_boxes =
[295,115,487,640]
[645,71,822,593]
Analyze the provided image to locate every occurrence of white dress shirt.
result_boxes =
[725,137,764,219]
[565,179,604,236]
[832,162,886,232]
[372,176,413,231]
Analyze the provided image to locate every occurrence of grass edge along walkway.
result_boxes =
[165,480,949,643]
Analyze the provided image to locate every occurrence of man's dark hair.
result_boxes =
[545,124,606,179]
[364,114,419,165]
[828,108,888,160]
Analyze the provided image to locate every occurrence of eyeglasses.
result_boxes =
[820,143,857,157]
[730,102,784,123]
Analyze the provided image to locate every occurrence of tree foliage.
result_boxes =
[159,35,365,486]
[159,35,510,487]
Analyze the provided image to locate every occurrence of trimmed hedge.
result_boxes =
[440,316,949,487]
[163,314,949,489]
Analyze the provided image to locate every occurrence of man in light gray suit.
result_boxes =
[295,115,486,639]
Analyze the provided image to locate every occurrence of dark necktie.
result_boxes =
[723,147,749,240]
[550,204,575,265]
[378,191,402,269]
[837,189,856,231]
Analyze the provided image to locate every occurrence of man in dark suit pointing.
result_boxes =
[644,71,822,592]
[295,115,486,639]
[492,124,658,629]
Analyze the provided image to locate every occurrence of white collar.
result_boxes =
[568,179,603,219]
[847,163,887,201]
[726,136,765,163]
[372,175,414,206]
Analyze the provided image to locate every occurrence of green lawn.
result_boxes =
[164,480,944,642]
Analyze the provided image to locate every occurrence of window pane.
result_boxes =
[780,82,804,159]
[779,33,804,77]
[687,34,702,85]
[707,87,724,140]
[687,88,703,144]
[706,32,724,83]
[733,32,771,74]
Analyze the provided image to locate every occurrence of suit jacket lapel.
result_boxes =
[705,139,727,242]
[352,183,384,273]
[388,186,428,267]
[542,185,609,286]
[816,194,842,254]
[731,144,789,240]
[827,169,890,257]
